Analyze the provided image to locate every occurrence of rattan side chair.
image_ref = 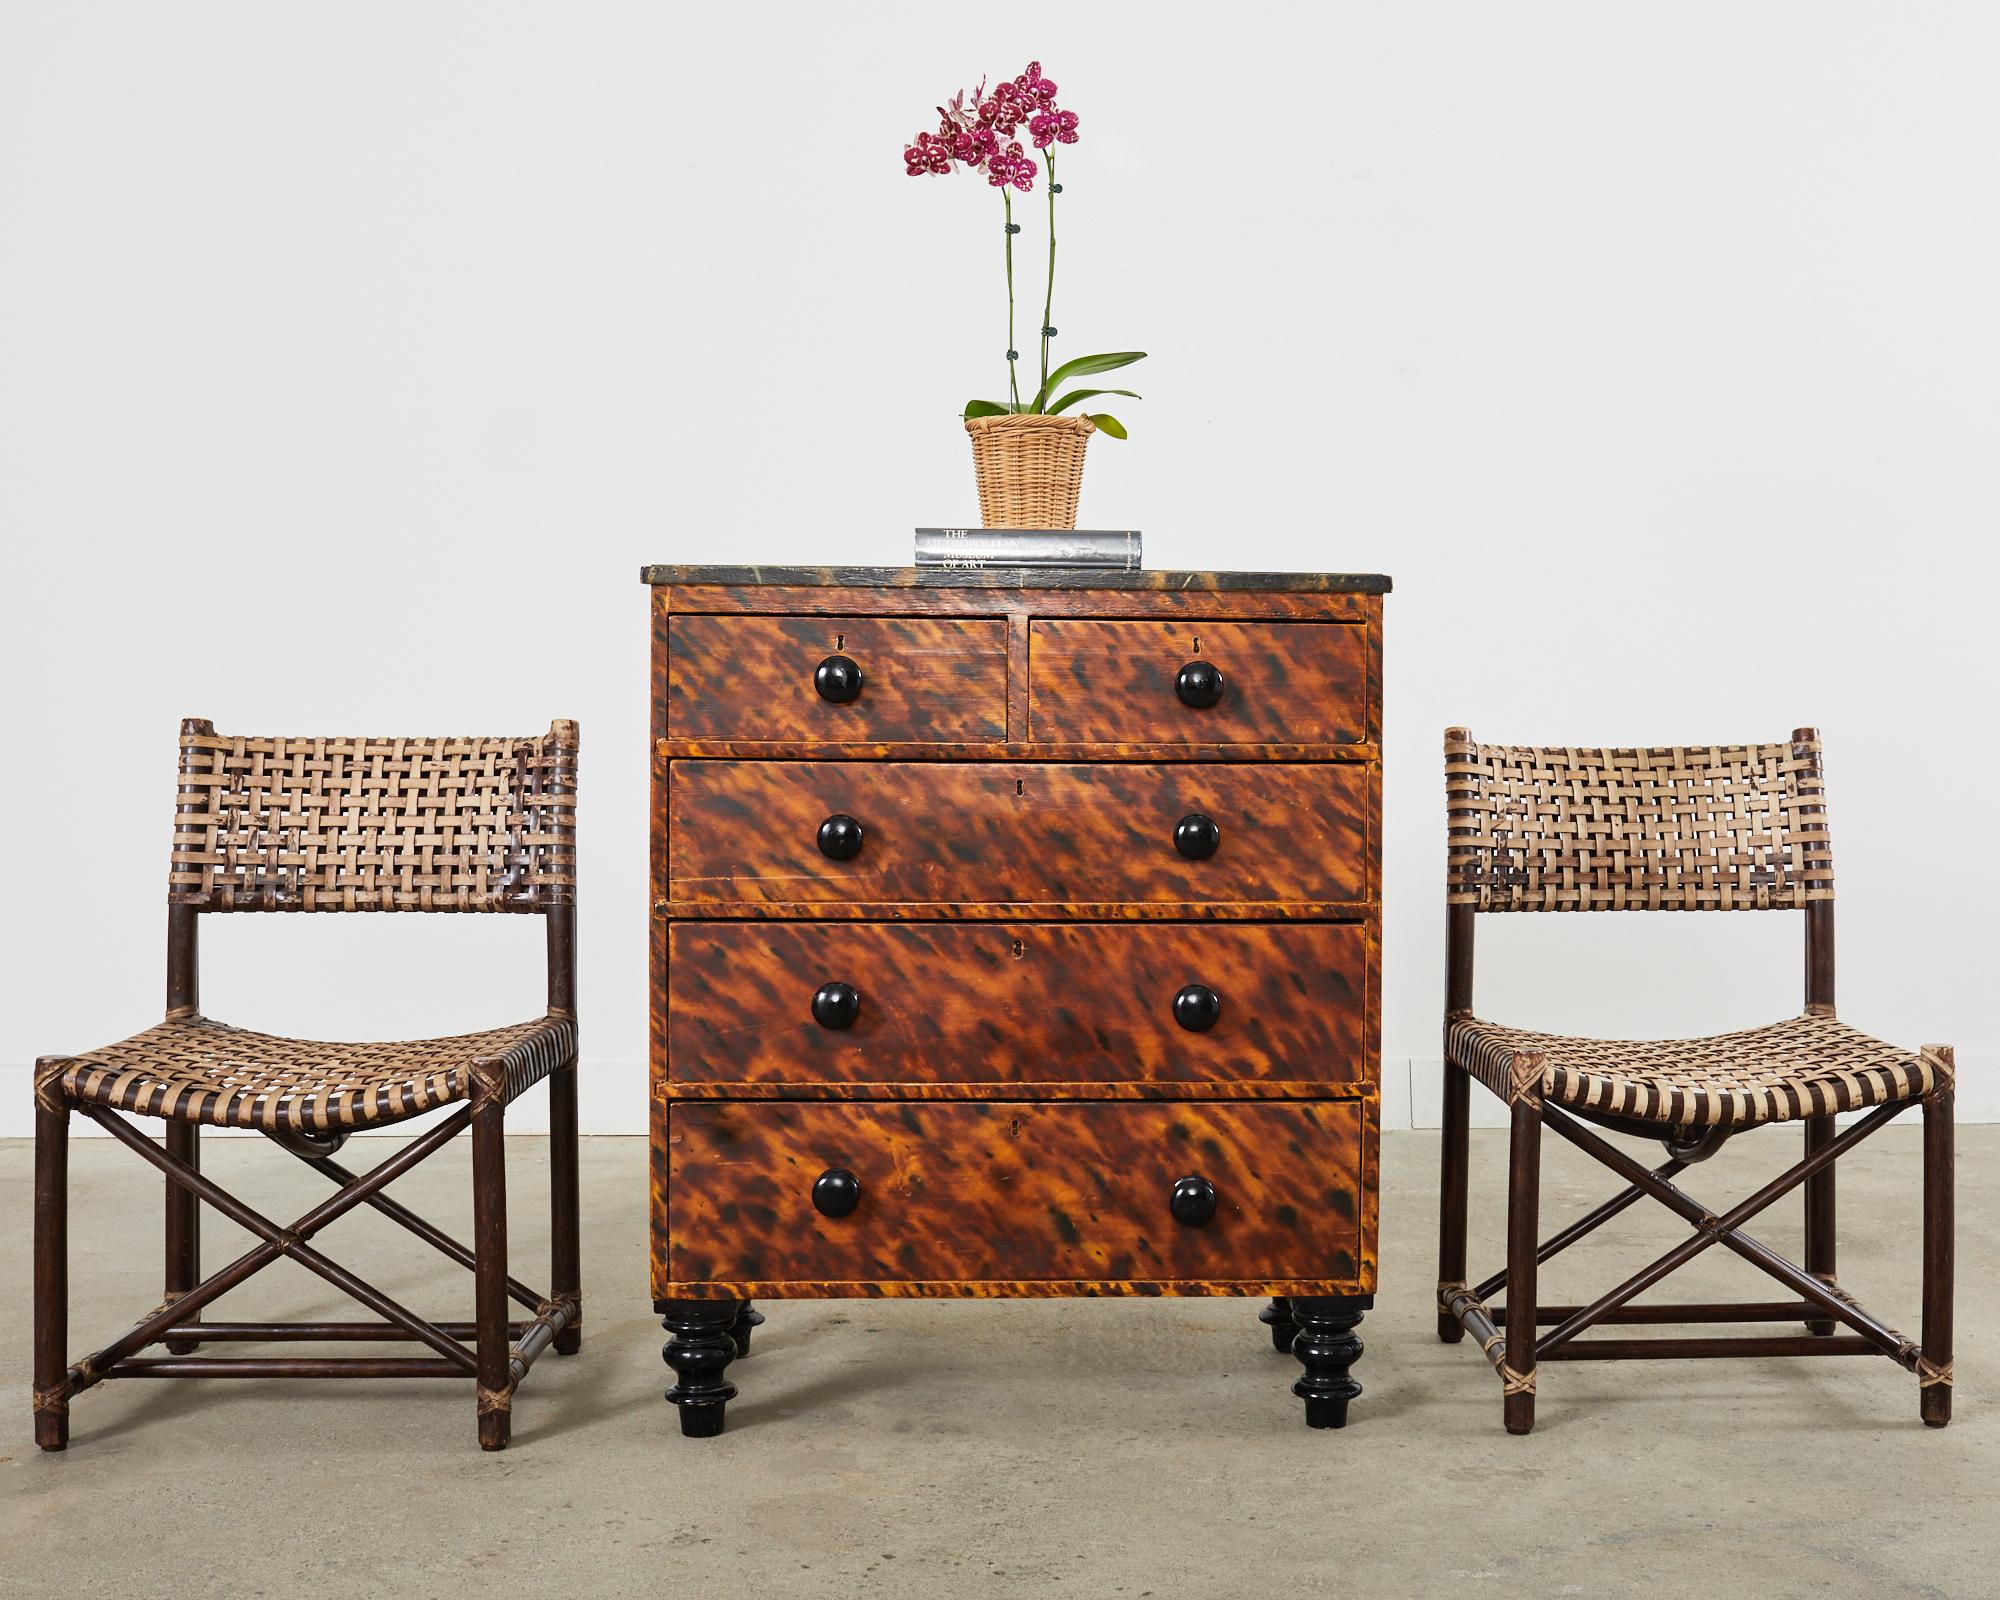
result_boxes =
[32,718,581,1452]
[1435,727,1953,1434]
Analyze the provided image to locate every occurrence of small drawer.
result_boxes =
[667,614,1007,742]
[667,921,1371,1086]
[666,760,1370,910]
[1029,620,1370,745]
[662,1099,1366,1290]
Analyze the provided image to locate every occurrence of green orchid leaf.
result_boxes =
[1046,388,1140,415]
[1030,350,1146,413]
[963,399,1011,419]
[1086,413,1128,439]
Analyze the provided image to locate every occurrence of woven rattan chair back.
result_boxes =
[1444,726,1832,913]
[169,718,578,913]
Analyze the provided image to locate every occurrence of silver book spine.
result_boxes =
[914,529,1141,569]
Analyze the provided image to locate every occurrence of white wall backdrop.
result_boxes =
[3,3,1994,1137]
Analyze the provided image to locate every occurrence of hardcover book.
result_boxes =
[914,528,1142,570]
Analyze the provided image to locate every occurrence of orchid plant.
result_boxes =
[904,61,1145,439]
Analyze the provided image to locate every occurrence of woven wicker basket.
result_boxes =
[965,413,1096,529]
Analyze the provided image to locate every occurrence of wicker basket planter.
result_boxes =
[965,413,1096,529]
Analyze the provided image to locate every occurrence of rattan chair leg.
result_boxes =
[549,1060,582,1356]
[1438,1061,1470,1344]
[164,1121,202,1354]
[1503,1096,1541,1435]
[1803,1114,1836,1336]
[471,1077,512,1450]
[1920,1074,1955,1427]
[32,1077,70,1452]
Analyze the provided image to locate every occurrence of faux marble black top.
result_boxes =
[640,565,1392,593]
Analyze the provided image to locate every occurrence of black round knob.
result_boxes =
[1174,813,1220,860]
[811,1167,861,1219]
[817,813,864,861]
[1173,983,1222,1032]
[1175,660,1224,709]
[1170,1174,1218,1227]
[814,654,863,704]
[812,981,860,1030]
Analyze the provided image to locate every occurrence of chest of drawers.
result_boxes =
[644,564,1390,1436]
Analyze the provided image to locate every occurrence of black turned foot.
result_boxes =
[660,1299,742,1438]
[731,1300,766,1359]
[1259,1296,1298,1354]
[1291,1295,1369,1430]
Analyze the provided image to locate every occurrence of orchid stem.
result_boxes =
[1040,150,1057,400]
[1003,191,1020,409]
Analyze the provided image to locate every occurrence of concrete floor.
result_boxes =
[1,1126,1990,1598]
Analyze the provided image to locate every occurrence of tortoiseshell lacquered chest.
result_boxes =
[644,564,1390,1435]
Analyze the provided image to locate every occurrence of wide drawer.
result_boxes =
[666,921,1370,1085]
[665,761,1369,910]
[662,1099,1366,1290]
[1029,620,1369,745]
[667,614,1008,742]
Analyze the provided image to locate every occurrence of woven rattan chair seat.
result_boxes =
[49,1013,577,1132]
[1447,1011,1944,1129]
